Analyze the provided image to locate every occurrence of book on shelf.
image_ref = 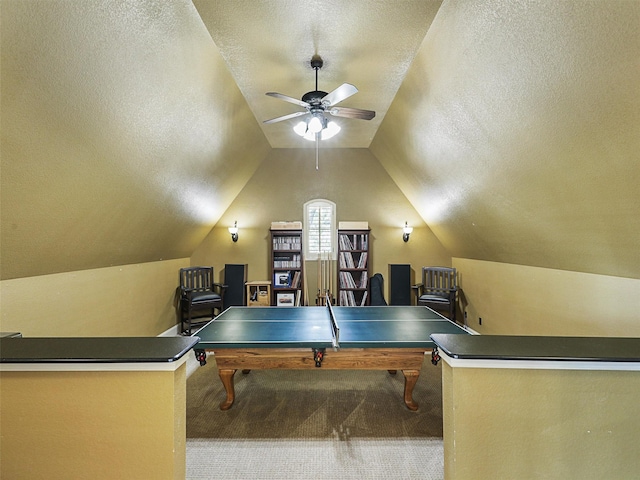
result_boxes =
[339,290,348,306]
[276,292,295,306]
[357,252,368,269]
[339,233,369,251]
[273,254,301,268]
[360,291,368,306]
[340,271,369,290]
[339,271,357,289]
[274,271,291,288]
[339,290,359,306]
[359,271,368,289]
[339,251,356,269]
[338,234,354,251]
[272,236,301,251]
[295,289,301,307]
[290,271,301,288]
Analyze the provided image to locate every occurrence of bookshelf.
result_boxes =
[270,229,304,306]
[337,229,370,306]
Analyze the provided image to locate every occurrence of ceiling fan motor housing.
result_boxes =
[262,54,374,127]
[302,90,328,105]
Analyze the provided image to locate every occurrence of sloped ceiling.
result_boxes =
[370,0,640,279]
[0,0,270,279]
[193,0,441,148]
[1,0,639,281]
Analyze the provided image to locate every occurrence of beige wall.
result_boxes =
[453,257,640,337]
[442,361,640,479]
[1,364,187,480]
[0,258,188,337]
[191,148,451,303]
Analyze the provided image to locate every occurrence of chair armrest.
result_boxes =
[412,283,423,297]
[179,287,196,301]
[212,283,228,298]
[445,287,458,303]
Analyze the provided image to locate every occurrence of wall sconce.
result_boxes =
[402,222,413,242]
[228,221,238,242]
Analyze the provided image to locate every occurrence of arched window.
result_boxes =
[304,199,336,260]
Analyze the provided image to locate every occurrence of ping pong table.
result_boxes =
[193,304,468,410]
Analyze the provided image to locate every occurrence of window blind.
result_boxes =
[305,199,335,259]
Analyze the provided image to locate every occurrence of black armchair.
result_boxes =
[413,267,458,321]
[179,267,227,335]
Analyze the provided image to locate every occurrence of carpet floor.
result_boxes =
[186,354,444,479]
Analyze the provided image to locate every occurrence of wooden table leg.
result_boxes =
[218,369,237,410]
[402,369,420,411]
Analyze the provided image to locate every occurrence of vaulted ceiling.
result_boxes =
[193,0,441,148]
[1,0,639,280]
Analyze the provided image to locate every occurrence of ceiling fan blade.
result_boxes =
[321,83,358,107]
[263,111,307,124]
[266,92,310,108]
[328,106,376,121]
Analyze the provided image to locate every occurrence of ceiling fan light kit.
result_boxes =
[263,55,375,169]
[293,119,341,141]
[307,114,324,134]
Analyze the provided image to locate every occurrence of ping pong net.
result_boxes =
[326,296,340,348]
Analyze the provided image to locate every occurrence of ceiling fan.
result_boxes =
[263,55,375,169]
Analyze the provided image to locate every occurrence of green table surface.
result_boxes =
[194,305,469,349]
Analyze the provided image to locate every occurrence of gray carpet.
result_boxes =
[186,354,444,479]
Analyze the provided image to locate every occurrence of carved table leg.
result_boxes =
[218,369,237,410]
[402,369,420,411]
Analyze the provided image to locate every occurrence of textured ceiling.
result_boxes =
[0,0,271,279]
[2,0,639,282]
[193,0,442,148]
[371,0,640,279]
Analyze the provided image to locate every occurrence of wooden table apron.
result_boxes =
[205,347,427,411]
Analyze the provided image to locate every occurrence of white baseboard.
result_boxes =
[158,324,181,337]
[464,325,480,335]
